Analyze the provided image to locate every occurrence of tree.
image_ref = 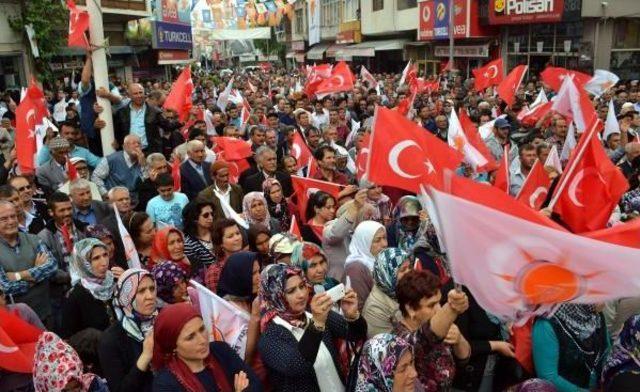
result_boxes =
[9,0,68,85]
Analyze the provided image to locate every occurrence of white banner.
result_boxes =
[308,0,320,46]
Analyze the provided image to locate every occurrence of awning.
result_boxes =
[306,43,331,60]
[286,52,296,59]
[338,38,410,57]
[326,44,348,57]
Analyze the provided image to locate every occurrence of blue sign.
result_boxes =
[433,0,450,39]
[152,21,193,51]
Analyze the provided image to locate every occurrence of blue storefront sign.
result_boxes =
[151,21,193,51]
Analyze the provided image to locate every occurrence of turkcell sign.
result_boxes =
[152,21,193,50]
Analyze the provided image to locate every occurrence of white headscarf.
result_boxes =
[344,220,385,271]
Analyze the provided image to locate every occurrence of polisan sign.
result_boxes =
[488,0,564,25]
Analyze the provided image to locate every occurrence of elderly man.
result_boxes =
[113,83,163,153]
[0,201,57,324]
[8,176,48,233]
[92,134,146,202]
[58,157,102,200]
[36,121,101,168]
[100,186,132,268]
[180,140,213,200]
[618,142,640,180]
[69,179,113,225]
[36,137,71,195]
[242,146,293,196]
[198,161,244,218]
[545,117,568,153]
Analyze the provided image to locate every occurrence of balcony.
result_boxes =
[75,0,152,22]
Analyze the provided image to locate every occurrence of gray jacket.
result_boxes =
[322,214,355,282]
[36,159,67,195]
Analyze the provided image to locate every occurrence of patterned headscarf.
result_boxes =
[33,332,107,392]
[152,261,187,305]
[355,333,413,392]
[259,263,307,332]
[262,178,290,231]
[290,241,338,289]
[243,191,272,230]
[70,238,115,301]
[113,268,158,342]
[602,314,640,388]
[373,247,410,299]
[344,220,385,271]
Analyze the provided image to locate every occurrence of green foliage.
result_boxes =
[9,0,68,84]
[253,28,286,62]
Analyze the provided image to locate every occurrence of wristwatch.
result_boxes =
[14,272,21,281]
[310,319,326,332]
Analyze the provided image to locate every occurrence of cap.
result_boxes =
[69,157,86,165]
[494,118,510,129]
[48,136,70,151]
[269,233,299,255]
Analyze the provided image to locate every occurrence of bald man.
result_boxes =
[113,82,164,154]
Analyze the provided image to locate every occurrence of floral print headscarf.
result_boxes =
[152,261,187,305]
[356,333,413,392]
[602,314,640,389]
[373,247,410,300]
[33,332,107,392]
[243,191,272,230]
[113,268,158,342]
[259,263,307,332]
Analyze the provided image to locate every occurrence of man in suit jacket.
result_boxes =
[68,178,113,225]
[180,140,213,200]
[113,83,163,154]
[198,161,244,220]
[242,146,293,197]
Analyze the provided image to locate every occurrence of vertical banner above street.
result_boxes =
[308,0,321,46]
[418,0,496,41]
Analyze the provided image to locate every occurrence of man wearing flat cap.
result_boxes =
[36,137,71,196]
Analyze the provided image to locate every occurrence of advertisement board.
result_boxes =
[488,0,564,25]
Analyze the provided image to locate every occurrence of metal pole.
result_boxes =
[448,0,454,72]
[86,0,115,156]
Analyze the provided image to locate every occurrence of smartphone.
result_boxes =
[325,283,346,303]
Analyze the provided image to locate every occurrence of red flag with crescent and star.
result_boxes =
[492,145,510,194]
[291,176,343,220]
[163,66,193,122]
[472,59,503,91]
[355,133,371,181]
[212,137,253,161]
[15,79,48,174]
[0,307,43,373]
[66,0,90,49]
[540,66,592,92]
[496,65,528,107]
[290,131,313,170]
[315,61,355,99]
[515,159,551,211]
[367,106,463,193]
[551,120,628,233]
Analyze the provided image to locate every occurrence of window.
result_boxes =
[343,0,358,21]
[372,0,384,12]
[396,0,416,10]
[321,0,339,27]
[295,9,304,34]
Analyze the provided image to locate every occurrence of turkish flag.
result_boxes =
[227,158,250,184]
[516,160,551,210]
[290,132,312,169]
[171,158,181,191]
[212,137,253,161]
[519,101,553,128]
[0,307,43,373]
[412,77,440,94]
[492,145,510,194]
[360,65,378,88]
[429,185,640,322]
[66,0,90,49]
[367,107,463,193]
[315,61,355,98]
[163,66,193,122]
[291,176,343,219]
[16,80,48,174]
[355,133,371,180]
[552,120,628,233]
[540,66,592,92]
[67,158,79,182]
[551,75,598,133]
[472,59,503,91]
[240,98,252,125]
[289,214,302,240]
[393,92,416,118]
[496,65,528,107]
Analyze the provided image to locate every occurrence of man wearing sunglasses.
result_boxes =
[9,176,49,234]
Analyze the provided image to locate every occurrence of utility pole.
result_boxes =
[86,0,115,155]
[448,0,454,74]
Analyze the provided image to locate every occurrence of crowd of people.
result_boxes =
[1,52,640,392]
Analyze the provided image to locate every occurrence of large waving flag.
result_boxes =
[367,107,463,193]
[216,77,234,112]
[584,69,619,98]
[315,61,355,99]
[496,65,528,107]
[190,280,250,359]
[540,66,592,92]
[517,88,551,127]
[551,75,598,133]
[430,185,640,322]
[66,0,90,49]
[0,307,43,373]
[163,66,193,122]
[292,176,343,218]
[360,65,378,87]
[290,131,313,170]
[550,121,628,233]
[16,80,48,174]
[451,109,497,171]
[472,59,503,91]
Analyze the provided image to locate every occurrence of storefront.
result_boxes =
[0,53,28,91]
[610,19,640,80]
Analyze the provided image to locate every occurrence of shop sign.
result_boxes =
[419,0,496,41]
[152,21,193,50]
[155,0,191,25]
[158,50,190,61]
[292,41,305,51]
[434,45,489,57]
[336,30,361,44]
[488,0,564,25]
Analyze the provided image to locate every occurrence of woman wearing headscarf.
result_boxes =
[601,314,640,391]
[62,239,115,340]
[152,261,188,307]
[386,196,441,255]
[344,220,387,310]
[182,200,218,282]
[362,248,412,338]
[262,178,292,232]
[355,333,417,392]
[358,178,392,226]
[98,269,158,392]
[86,223,121,271]
[243,191,280,235]
[532,304,609,392]
[258,263,367,392]
[33,332,109,392]
[149,227,191,275]
[152,302,262,392]
[290,241,339,291]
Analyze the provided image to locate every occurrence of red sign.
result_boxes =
[418,0,497,41]
[488,0,564,25]
[337,31,356,44]
[158,50,190,61]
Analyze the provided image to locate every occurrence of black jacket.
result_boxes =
[61,285,113,339]
[180,160,213,200]
[242,170,293,198]
[113,103,163,154]
[98,322,153,392]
